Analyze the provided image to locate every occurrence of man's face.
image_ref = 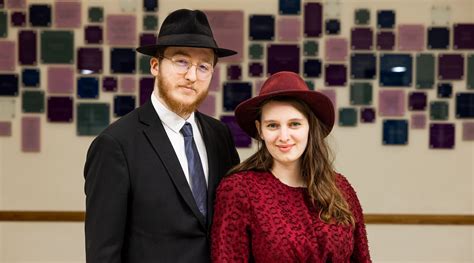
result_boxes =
[150,47,215,118]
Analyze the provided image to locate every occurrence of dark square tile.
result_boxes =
[47,96,73,122]
[279,0,301,15]
[453,23,474,49]
[11,11,26,27]
[325,64,347,86]
[114,95,136,117]
[304,2,322,37]
[77,48,102,74]
[77,77,99,99]
[102,76,117,92]
[249,15,275,40]
[408,92,427,111]
[455,92,474,118]
[111,48,136,74]
[350,53,376,79]
[267,44,300,75]
[140,33,156,46]
[303,59,321,78]
[325,19,340,35]
[376,31,395,50]
[360,107,376,123]
[139,77,154,106]
[85,25,103,44]
[19,30,37,65]
[438,54,464,80]
[379,54,413,87]
[383,119,408,145]
[428,27,450,49]
[0,74,18,96]
[377,10,395,29]
[29,4,51,27]
[227,65,242,80]
[351,27,373,50]
[437,83,452,98]
[429,123,455,149]
[249,62,263,77]
[22,68,40,87]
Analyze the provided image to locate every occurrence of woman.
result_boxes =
[211,71,371,262]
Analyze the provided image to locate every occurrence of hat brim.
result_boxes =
[136,34,237,58]
[235,90,335,139]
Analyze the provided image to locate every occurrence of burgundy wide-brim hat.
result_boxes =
[235,71,335,138]
[136,9,237,58]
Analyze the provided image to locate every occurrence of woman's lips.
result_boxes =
[277,144,294,152]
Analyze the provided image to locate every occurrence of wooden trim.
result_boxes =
[0,211,473,225]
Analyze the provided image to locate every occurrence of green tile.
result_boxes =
[430,101,449,120]
[355,9,370,25]
[77,103,110,136]
[139,55,151,74]
[249,43,263,59]
[303,40,318,56]
[416,53,435,89]
[143,15,158,31]
[88,7,103,23]
[339,108,358,126]
[350,82,372,105]
[467,54,474,90]
[0,11,7,38]
[41,31,74,64]
[22,90,45,113]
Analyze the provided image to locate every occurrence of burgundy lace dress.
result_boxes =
[211,171,371,263]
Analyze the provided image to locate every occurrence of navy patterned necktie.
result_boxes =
[180,122,207,216]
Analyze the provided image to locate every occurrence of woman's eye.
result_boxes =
[267,123,278,128]
[290,122,301,127]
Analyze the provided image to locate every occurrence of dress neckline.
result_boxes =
[266,171,306,191]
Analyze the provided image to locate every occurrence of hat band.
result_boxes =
[156,34,219,49]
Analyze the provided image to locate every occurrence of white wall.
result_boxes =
[0,0,472,262]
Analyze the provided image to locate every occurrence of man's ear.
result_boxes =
[255,120,263,140]
[150,57,159,76]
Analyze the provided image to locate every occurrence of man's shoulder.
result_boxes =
[197,112,227,129]
[100,106,144,140]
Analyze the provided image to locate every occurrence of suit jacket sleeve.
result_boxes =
[84,133,130,263]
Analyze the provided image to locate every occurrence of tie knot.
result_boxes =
[180,122,193,137]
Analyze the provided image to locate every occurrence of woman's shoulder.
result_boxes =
[219,170,266,189]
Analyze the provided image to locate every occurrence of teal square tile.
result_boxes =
[339,108,358,126]
[430,101,449,120]
[350,82,372,105]
[143,15,158,31]
[77,103,110,136]
[88,7,103,23]
[249,43,264,59]
[304,40,318,56]
[22,90,45,113]
[355,9,370,25]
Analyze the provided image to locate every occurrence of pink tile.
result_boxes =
[6,0,26,9]
[0,41,16,71]
[411,113,426,129]
[120,76,136,93]
[462,122,474,141]
[106,15,137,46]
[0,121,12,136]
[22,117,40,152]
[379,90,405,116]
[198,93,216,116]
[209,65,220,92]
[325,38,348,61]
[48,67,74,94]
[277,17,302,41]
[398,24,425,51]
[204,11,244,63]
[55,1,81,28]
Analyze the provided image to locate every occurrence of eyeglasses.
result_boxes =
[160,56,214,80]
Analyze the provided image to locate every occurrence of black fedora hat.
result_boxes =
[136,9,237,58]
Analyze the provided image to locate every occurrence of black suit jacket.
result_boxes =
[84,101,240,263]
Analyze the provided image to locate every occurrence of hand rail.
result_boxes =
[0,211,473,225]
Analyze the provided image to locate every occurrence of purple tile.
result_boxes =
[77,47,102,74]
[249,62,263,77]
[438,54,464,80]
[411,113,426,129]
[0,121,12,136]
[351,27,373,50]
[429,123,455,149]
[47,96,73,122]
[84,25,103,44]
[106,15,137,46]
[376,31,395,50]
[22,117,40,153]
[139,77,154,105]
[102,76,117,92]
[324,64,347,86]
[198,93,216,116]
[220,115,251,148]
[267,44,300,75]
[140,33,157,47]
[361,107,376,123]
[462,122,474,140]
[453,23,474,49]
[18,30,37,65]
[304,2,322,37]
[408,92,427,111]
[11,11,26,27]
[227,65,242,80]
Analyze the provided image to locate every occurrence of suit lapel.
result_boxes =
[196,112,220,229]
[139,102,206,229]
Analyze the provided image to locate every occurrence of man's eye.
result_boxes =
[174,59,189,67]
[198,64,211,72]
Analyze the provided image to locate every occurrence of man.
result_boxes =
[84,9,240,262]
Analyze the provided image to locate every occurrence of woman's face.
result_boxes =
[256,101,310,168]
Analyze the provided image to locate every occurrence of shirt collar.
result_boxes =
[151,91,196,134]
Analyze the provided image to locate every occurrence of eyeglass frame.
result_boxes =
[158,55,215,80]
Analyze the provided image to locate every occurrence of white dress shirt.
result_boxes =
[150,92,209,186]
